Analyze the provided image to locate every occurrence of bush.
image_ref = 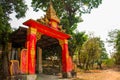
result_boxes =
[104,58,115,68]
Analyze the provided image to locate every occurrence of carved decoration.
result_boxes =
[37,1,66,32]
[37,15,49,26]
[36,32,42,40]
[10,60,20,75]
[46,1,60,23]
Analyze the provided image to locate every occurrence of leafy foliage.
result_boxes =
[31,0,102,34]
[0,1,27,77]
[69,31,88,56]
[31,1,102,61]
[0,0,28,46]
[99,40,108,60]
[79,37,105,69]
[0,5,11,46]
[104,58,115,68]
[0,0,27,19]
[32,0,102,15]
[108,29,120,64]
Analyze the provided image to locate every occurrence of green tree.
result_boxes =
[80,37,102,70]
[31,1,102,67]
[0,5,11,46]
[97,39,108,69]
[0,0,28,48]
[31,0,102,34]
[0,0,27,19]
[108,29,120,64]
[0,5,12,77]
[69,31,88,64]
[0,0,27,77]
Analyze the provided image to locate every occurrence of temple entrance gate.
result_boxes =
[22,2,73,78]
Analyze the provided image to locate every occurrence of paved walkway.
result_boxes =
[37,74,71,80]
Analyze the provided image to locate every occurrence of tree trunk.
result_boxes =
[78,52,81,66]
[2,45,10,78]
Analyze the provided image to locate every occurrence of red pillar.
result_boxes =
[59,40,72,77]
[27,27,37,74]
[20,49,28,74]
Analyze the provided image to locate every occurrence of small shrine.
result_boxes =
[9,1,73,80]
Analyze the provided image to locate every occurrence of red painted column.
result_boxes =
[27,27,37,74]
[20,49,28,74]
[59,40,72,73]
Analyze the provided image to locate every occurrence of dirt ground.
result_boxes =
[75,68,120,80]
[37,68,120,80]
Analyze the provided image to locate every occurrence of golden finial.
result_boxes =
[46,1,60,23]
[37,0,65,31]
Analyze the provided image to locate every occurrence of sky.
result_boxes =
[9,0,120,55]
[78,0,120,40]
[77,0,120,55]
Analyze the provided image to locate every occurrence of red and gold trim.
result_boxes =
[10,60,20,75]
[27,27,37,35]
[59,39,72,72]
[36,32,42,40]
[27,27,37,74]
[20,49,28,74]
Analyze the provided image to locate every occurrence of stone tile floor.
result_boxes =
[37,74,72,80]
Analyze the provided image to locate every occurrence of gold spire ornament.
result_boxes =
[46,1,60,23]
[37,0,65,32]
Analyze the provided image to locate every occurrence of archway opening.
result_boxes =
[36,35,62,75]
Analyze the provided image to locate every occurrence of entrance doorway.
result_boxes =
[36,35,62,75]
